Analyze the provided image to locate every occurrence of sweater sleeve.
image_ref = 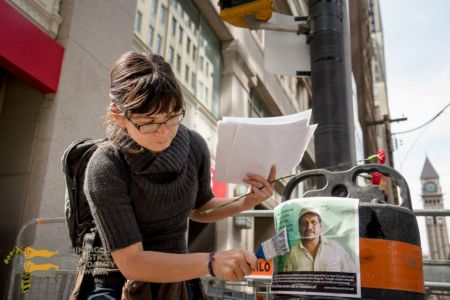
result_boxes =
[84,146,142,252]
[190,131,215,209]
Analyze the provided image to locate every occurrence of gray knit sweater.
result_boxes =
[84,125,214,255]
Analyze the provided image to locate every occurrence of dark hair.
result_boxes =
[299,212,322,224]
[105,51,184,150]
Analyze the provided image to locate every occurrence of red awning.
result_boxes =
[0,0,64,93]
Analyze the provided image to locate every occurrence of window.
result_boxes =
[176,55,181,73]
[133,1,222,118]
[135,11,142,32]
[151,0,158,16]
[171,17,177,36]
[186,37,191,54]
[147,26,155,47]
[192,46,197,60]
[191,72,196,90]
[198,81,204,103]
[160,5,167,23]
[156,35,163,54]
[185,65,190,83]
[199,56,204,71]
[178,26,183,44]
[248,90,272,117]
[168,47,174,65]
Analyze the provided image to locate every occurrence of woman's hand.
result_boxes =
[212,249,257,281]
[241,165,276,209]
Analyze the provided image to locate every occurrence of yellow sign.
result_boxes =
[23,246,59,259]
[21,272,31,294]
[3,245,60,294]
[24,261,59,273]
[4,246,22,264]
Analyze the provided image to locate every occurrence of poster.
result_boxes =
[270,197,361,298]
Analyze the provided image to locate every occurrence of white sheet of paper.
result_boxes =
[215,115,317,183]
[223,110,312,125]
[215,122,238,181]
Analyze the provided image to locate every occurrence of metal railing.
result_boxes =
[6,218,78,300]
[5,210,450,299]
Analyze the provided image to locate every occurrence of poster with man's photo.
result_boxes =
[270,197,361,298]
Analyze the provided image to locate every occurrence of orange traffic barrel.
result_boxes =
[280,164,424,299]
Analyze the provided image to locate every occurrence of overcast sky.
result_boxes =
[380,0,450,256]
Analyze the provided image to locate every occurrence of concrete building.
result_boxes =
[349,0,378,159]
[368,0,391,163]
[1,0,394,298]
[1,0,138,296]
[350,0,398,202]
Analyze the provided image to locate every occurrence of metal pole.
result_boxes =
[308,0,352,168]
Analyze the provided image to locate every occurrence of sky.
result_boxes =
[380,0,450,256]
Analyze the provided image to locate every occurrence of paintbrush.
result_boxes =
[200,174,296,215]
[255,227,290,261]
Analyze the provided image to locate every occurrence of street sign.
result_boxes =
[251,258,274,276]
[264,12,310,76]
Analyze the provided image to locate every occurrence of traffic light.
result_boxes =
[219,0,273,28]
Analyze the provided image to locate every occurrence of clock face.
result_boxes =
[424,181,437,193]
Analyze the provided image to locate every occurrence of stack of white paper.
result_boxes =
[215,110,317,184]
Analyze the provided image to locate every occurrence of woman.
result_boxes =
[83,51,276,299]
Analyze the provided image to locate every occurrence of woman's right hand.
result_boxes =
[212,249,257,281]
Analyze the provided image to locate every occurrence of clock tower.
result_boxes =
[420,157,450,260]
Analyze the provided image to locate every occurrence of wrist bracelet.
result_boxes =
[208,252,216,277]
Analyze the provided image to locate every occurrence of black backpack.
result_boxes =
[61,138,129,250]
[61,133,203,250]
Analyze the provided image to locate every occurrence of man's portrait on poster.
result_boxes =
[284,207,356,272]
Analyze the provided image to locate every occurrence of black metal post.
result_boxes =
[308,0,351,168]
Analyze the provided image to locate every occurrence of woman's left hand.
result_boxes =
[242,165,276,209]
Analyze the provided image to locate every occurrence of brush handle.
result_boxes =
[255,246,266,261]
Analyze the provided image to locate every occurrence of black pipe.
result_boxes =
[308,0,351,168]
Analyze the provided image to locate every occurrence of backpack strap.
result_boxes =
[69,229,97,300]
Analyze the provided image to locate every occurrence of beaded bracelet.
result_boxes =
[208,252,216,277]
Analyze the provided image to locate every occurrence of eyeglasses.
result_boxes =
[126,110,185,134]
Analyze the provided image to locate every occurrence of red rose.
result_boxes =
[377,149,386,164]
[371,172,382,185]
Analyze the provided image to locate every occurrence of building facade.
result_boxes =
[368,0,391,163]
[1,0,392,297]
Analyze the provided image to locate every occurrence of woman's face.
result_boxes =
[124,110,184,153]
